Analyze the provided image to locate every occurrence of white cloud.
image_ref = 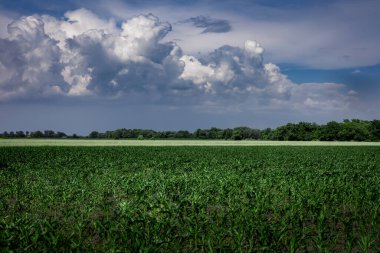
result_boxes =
[292,83,351,111]
[0,9,356,114]
[179,55,234,93]
[43,9,118,44]
[138,0,379,69]
[0,15,66,101]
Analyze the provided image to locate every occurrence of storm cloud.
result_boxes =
[0,9,356,113]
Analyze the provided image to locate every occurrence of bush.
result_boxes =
[137,135,144,140]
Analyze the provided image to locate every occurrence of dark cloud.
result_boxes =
[0,9,356,115]
[0,15,67,100]
[181,15,231,33]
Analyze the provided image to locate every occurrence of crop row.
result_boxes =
[1,146,380,252]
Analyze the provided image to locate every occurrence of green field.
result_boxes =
[1,146,380,252]
[1,138,380,146]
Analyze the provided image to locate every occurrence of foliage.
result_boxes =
[1,119,380,141]
[1,146,380,251]
[263,119,379,141]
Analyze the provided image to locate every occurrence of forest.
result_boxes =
[1,119,380,141]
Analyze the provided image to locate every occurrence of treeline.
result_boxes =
[262,119,380,141]
[1,119,380,141]
[0,130,70,138]
[87,127,262,140]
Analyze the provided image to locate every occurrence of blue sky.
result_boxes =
[0,0,379,134]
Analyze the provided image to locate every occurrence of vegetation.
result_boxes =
[1,119,380,141]
[1,146,380,251]
[1,139,380,147]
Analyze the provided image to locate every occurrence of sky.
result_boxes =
[1,0,380,134]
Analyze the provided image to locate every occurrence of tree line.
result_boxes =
[1,119,380,141]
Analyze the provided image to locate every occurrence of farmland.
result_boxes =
[1,145,380,252]
[1,138,380,146]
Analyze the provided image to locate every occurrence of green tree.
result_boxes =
[195,129,207,139]
[31,131,44,138]
[89,131,99,138]
[56,131,67,138]
[232,128,243,140]
[111,129,123,139]
[338,119,371,141]
[319,121,341,141]
[175,130,191,139]
[15,131,26,138]
[370,120,380,141]
[44,130,55,138]
[260,128,272,140]
[222,129,233,139]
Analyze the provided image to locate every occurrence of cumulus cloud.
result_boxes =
[180,15,232,33]
[0,15,67,100]
[0,9,356,113]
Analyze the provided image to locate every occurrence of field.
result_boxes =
[1,145,380,252]
[1,138,380,146]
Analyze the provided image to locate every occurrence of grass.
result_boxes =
[1,146,380,252]
[1,138,380,146]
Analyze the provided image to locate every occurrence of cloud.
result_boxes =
[0,15,12,38]
[41,8,119,52]
[0,9,356,114]
[0,15,67,101]
[18,0,378,69]
[180,15,231,33]
[58,13,182,98]
[292,82,353,111]
[154,0,380,69]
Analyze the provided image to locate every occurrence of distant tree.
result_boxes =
[56,131,67,138]
[154,131,165,139]
[7,119,378,141]
[207,127,220,139]
[222,128,233,139]
[232,128,243,140]
[370,120,380,141]
[44,130,55,138]
[141,130,155,139]
[104,131,112,139]
[15,131,26,138]
[195,129,207,139]
[122,128,139,139]
[319,121,341,141]
[300,122,319,141]
[164,131,176,138]
[175,130,191,139]
[31,131,44,138]
[268,125,288,140]
[89,131,99,138]
[137,135,144,140]
[260,128,272,140]
[111,129,122,139]
[250,128,261,140]
[97,133,106,138]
